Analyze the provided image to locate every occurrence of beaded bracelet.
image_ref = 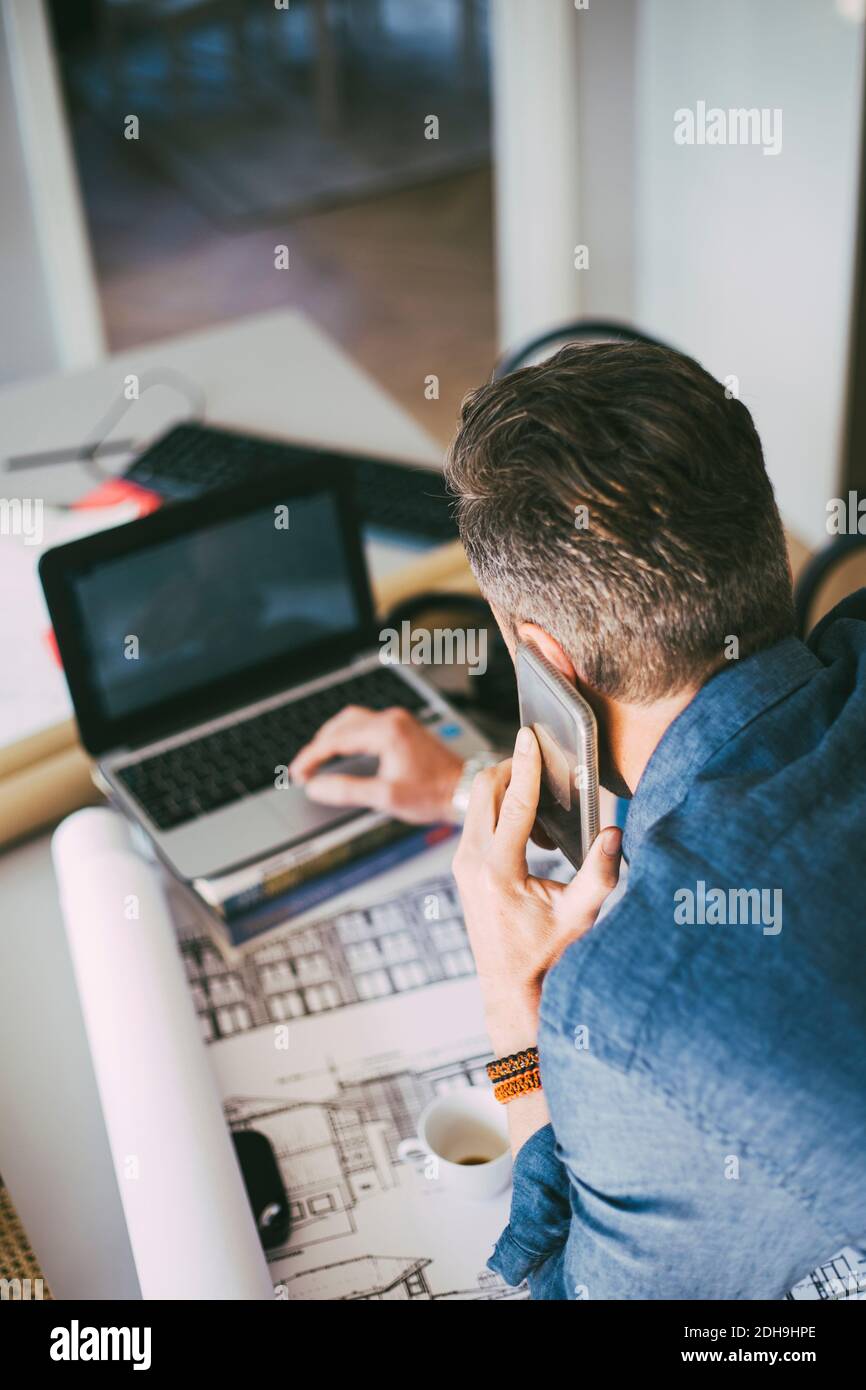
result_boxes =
[493,1066,542,1105]
[486,1047,539,1083]
[486,1046,542,1103]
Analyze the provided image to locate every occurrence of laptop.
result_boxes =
[39,465,488,885]
[121,421,460,546]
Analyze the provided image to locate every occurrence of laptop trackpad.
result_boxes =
[316,753,379,779]
[263,785,362,836]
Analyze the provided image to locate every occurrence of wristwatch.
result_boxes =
[450,749,502,821]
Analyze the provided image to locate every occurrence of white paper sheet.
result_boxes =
[165,855,526,1300]
[0,502,139,748]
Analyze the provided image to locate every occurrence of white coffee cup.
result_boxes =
[397,1089,512,1200]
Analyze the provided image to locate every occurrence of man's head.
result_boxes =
[445,341,794,707]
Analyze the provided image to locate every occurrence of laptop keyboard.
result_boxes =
[116,667,427,832]
[125,424,459,544]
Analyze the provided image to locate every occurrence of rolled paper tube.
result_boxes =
[0,742,98,848]
[51,808,273,1300]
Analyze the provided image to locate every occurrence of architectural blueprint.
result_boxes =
[165,863,528,1299]
[173,873,473,1044]
[163,859,863,1302]
[787,1247,866,1301]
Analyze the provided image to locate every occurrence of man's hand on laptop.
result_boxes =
[289,706,464,824]
[452,726,622,1058]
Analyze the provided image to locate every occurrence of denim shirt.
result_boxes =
[489,592,866,1299]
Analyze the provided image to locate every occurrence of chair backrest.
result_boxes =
[794,535,866,638]
[493,318,672,379]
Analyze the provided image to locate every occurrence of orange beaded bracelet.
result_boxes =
[486,1046,542,1103]
[493,1066,542,1104]
[486,1047,540,1083]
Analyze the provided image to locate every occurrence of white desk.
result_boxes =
[0,305,440,474]
[0,309,453,1297]
[0,307,443,751]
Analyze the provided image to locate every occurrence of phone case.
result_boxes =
[516,641,599,869]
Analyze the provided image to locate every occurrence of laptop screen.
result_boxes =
[40,471,376,755]
[74,491,361,722]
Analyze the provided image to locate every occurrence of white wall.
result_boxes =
[574,0,637,323]
[491,0,863,545]
[0,3,57,382]
[490,0,640,346]
[0,0,104,385]
[490,0,583,349]
[633,0,864,547]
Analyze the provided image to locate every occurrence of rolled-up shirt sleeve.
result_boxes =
[488,1020,839,1301]
[488,1123,572,1296]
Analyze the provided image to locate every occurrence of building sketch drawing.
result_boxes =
[173,874,473,1043]
[278,1257,527,1301]
[224,1037,494,1253]
[787,1246,866,1300]
[281,1255,433,1301]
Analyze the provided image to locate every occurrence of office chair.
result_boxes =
[793,533,866,639]
[381,591,519,727]
[493,318,670,378]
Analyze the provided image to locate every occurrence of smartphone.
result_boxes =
[516,641,599,869]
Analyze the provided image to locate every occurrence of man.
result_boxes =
[290,343,866,1299]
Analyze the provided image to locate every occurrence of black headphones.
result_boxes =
[381,591,519,724]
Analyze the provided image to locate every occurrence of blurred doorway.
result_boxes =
[49,0,496,445]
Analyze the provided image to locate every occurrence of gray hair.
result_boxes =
[444,342,794,703]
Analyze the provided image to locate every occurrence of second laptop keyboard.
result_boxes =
[117,666,427,831]
[125,423,459,544]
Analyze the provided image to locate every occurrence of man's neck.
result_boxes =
[594,686,700,795]
[506,615,707,796]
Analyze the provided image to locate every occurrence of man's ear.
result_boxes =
[515,621,578,684]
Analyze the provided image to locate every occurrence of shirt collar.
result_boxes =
[622,637,823,861]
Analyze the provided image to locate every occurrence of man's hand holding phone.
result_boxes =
[290,706,621,1059]
[452,726,622,1058]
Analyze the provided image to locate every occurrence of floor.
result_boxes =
[65,8,498,450]
[76,110,496,449]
